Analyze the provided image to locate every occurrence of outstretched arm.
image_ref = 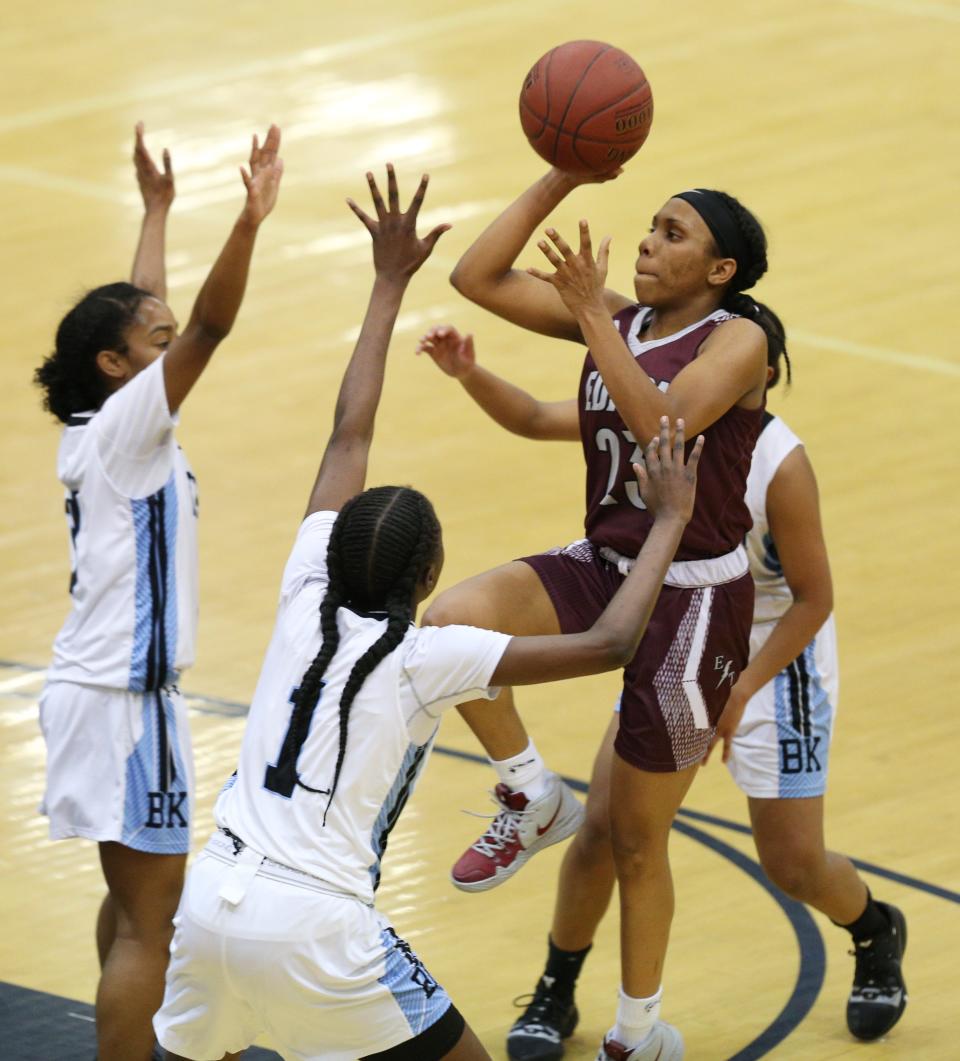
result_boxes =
[162,125,283,414]
[130,122,175,299]
[449,168,631,342]
[415,325,579,441]
[490,418,704,685]
[304,167,450,517]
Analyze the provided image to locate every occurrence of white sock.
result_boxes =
[491,739,547,800]
[612,984,662,1049]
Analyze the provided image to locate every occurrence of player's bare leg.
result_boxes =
[749,796,865,920]
[749,796,908,1041]
[97,843,185,1061]
[550,714,618,949]
[424,561,584,891]
[598,757,698,1058]
[96,893,117,969]
[507,715,619,1059]
[424,559,561,758]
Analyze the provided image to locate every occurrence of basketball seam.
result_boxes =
[541,49,554,144]
[524,120,651,147]
[521,58,549,138]
[551,43,611,163]
[522,86,650,130]
[572,83,651,139]
[571,87,651,170]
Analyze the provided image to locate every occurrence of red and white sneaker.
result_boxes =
[596,1023,684,1060]
[450,772,584,892]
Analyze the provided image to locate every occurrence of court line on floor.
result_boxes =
[5,659,943,1058]
[672,819,826,1061]
[791,329,960,379]
[4,658,958,904]
[845,0,960,22]
[439,744,823,1060]
[677,806,960,905]
[0,659,820,1061]
[0,1,575,138]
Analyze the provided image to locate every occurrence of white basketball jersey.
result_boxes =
[744,414,803,623]
[215,511,511,905]
[47,356,199,690]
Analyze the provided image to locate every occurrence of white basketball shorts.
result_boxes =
[725,615,839,799]
[38,680,193,854]
[154,831,454,1061]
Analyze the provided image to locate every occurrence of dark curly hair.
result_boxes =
[263,486,442,830]
[34,282,153,423]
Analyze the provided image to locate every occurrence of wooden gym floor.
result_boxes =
[0,1,957,1057]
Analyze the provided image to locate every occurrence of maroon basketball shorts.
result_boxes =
[521,538,754,773]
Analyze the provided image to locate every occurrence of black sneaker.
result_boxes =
[847,901,908,1040]
[507,980,579,1061]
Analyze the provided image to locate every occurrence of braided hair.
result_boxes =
[34,283,153,423]
[284,486,442,824]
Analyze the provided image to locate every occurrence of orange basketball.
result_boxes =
[519,40,654,175]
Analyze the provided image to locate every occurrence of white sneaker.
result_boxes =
[596,1022,684,1060]
[450,772,584,892]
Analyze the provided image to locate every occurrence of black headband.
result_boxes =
[674,189,752,274]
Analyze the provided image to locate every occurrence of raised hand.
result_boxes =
[240,124,283,226]
[527,219,611,316]
[632,417,704,525]
[415,325,476,379]
[133,122,174,213]
[347,165,450,285]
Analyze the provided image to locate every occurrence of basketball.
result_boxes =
[519,40,654,175]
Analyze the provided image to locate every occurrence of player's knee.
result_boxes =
[571,807,613,864]
[759,845,821,901]
[609,826,666,880]
[114,904,176,948]
[111,865,184,941]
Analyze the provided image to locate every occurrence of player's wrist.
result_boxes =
[540,168,580,198]
[371,272,410,297]
[576,300,611,327]
[234,211,262,235]
[455,362,480,384]
[649,511,688,532]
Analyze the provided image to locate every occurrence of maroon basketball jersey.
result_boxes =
[579,305,762,561]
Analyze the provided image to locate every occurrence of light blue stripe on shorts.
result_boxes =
[377,925,451,1035]
[122,689,191,854]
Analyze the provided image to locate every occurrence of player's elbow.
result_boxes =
[588,629,636,671]
[328,420,373,453]
[449,260,500,308]
[449,261,477,300]
[792,578,833,625]
[190,319,232,347]
[809,588,833,627]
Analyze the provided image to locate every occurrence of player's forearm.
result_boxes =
[578,305,670,439]
[587,516,686,663]
[451,171,579,296]
[131,208,170,300]
[736,598,833,700]
[185,216,262,344]
[459,364,563,439]
[329,276,407,442]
